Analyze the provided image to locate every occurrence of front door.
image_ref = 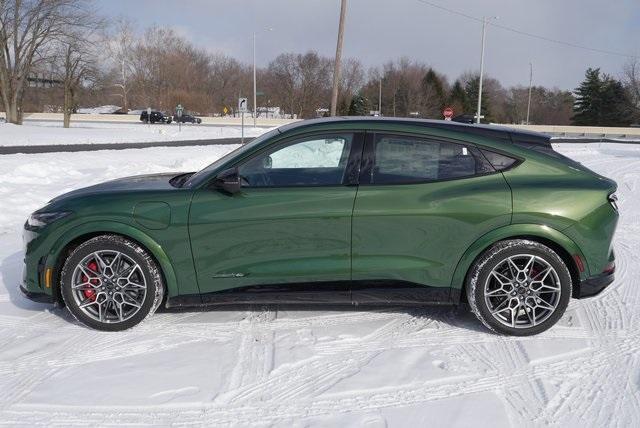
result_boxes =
[189,132,363,300]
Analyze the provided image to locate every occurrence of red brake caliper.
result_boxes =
[82,260,100,301]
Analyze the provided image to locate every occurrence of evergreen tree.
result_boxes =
[348,94,371,116]
[422,68,446,114]
[599,78,634,126]
[572,68,634,126]
[572,68,603,125]
[448,80,467,117]
[464,76,491,122]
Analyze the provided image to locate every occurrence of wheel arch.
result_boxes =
[450,224,586,303]
[46,221,178,305]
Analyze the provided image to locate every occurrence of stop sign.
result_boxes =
[443,107,454,119]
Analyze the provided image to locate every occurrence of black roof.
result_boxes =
[277,116,550,146]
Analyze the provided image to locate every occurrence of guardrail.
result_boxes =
[496,124,640,139]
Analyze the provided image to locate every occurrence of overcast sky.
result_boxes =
[99,0,639,91]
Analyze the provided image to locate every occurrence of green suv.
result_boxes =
[21,118,618,335]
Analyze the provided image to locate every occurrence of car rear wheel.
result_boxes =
[466,239,572,336]
[60,235,164,331]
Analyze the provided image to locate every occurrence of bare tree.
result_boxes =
[107,17,135,112]
[52,32,99,127]
[622,58,640,122]
[0,0,94,124]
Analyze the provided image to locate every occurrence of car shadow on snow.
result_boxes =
[158,302,489,334]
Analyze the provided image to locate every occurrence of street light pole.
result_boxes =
[526,62,533,125]
[476,16,488,124]
[253,31,257,128]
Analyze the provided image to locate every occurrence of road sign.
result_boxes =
[223,106,228,115]
[443,107,454,120]
[176,104,184,118]
[238,97,248,113]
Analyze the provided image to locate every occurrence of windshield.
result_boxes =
[184,128,280,187]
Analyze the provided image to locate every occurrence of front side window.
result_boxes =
[238,134,353,187]
[369,134,493,184]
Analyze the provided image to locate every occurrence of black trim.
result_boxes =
[577,273,615,298]
[19,284,55,304]
[166,280,454,308]
[344,132,365,186]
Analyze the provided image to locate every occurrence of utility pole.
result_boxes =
[378,77,382,115]
[253,32,257,127]
[476,16,488,124]
[526,62,533,125]
[330,0,348,116]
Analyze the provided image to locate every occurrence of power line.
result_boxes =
[415,0,638,59]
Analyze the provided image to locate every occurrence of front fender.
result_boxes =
[450,223,588,299]
[46,220,179,298]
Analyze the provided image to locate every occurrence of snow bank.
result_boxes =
[0,121,271,147]
[76,105,122,114]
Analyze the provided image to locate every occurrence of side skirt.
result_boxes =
[165,280,455,308]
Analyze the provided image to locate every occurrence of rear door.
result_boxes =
[351,132,512,303]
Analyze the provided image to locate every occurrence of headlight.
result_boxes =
[26,211,72,229]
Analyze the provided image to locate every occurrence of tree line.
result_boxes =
[1,1,639,127]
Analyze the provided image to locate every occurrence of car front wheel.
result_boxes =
[466,239,572,336]
[60,235,164,331]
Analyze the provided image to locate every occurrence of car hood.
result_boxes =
[49,172,183,204]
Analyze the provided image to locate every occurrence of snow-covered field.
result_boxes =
[0,143,638,426]
[0,121,269,147]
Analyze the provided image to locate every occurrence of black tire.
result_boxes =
[466,239,572,336]
[60,235,164,331]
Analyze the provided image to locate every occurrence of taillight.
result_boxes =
[603,261,615,274]
[608,193,619,211]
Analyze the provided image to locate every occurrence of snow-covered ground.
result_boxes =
[0,143,638,426]
[0,121,270,147]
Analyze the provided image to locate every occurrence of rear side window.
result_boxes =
[368,134,494,184]
[480,150,519,171]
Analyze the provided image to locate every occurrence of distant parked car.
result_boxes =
[174,114,202,124]
[140,110,172,124]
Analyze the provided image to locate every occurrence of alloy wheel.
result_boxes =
[70,250,147,323]
[483,254,562,329]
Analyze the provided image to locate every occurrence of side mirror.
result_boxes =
[263,155,273,169]
[212,168,241,195]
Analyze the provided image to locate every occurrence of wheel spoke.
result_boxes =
[535,299,555,311]
[486,288,510,297]
[491,271,512,285]
[523,256,536,276]
[490,298,511,315]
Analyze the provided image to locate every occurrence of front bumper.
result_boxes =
[19,283,55,304]
[577,272,615,298]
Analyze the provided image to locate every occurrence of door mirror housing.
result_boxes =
[212,168,241,195]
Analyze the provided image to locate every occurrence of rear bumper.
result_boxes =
[577,272,614,298]
[19,284,55,304]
